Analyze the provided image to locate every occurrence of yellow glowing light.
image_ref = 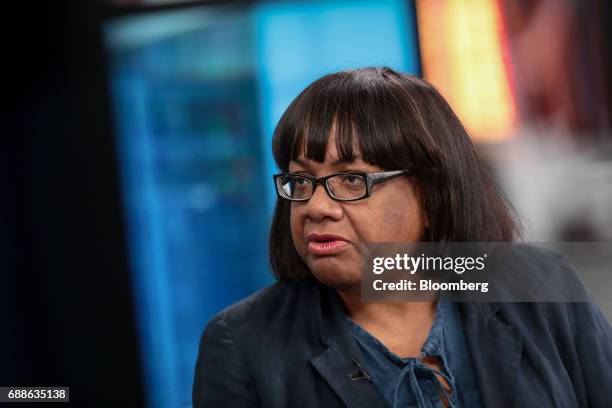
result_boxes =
[416,0,516,142]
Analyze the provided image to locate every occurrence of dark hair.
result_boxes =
[269,67,520,281]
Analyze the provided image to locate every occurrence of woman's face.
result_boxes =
[289,132,427,291]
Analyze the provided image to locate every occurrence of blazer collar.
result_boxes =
[460,302,523,408]
[309,283,388,408]
[461,301,503,320]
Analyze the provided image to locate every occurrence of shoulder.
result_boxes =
[466,244,609,329]
[202,278,321,349]
[194,282,320,407]
[505,243,569,274]
[212,279,318,324]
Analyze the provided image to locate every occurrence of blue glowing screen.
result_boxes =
[105,1,419,406]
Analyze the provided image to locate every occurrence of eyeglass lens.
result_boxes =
[277,174,366,200]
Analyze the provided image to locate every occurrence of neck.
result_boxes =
[336,288,436,357]
[338,289,436,326]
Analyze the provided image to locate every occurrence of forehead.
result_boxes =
[294,130,363,163]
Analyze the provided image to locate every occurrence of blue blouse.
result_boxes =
[349,302,482,408]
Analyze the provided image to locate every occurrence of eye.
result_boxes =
[341,175,363,185]
[294,176,310,186]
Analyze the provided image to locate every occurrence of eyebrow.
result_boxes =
[292,156,362,167]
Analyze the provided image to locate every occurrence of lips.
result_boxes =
[306,233,350,255]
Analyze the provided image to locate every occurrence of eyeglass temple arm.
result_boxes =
[368,169,412,185]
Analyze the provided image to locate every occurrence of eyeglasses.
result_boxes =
[273,169,413,202]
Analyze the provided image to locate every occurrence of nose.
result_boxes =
[303,183,343,222]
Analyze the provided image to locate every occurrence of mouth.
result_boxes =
[306,233,350,256]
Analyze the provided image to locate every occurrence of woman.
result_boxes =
[193,67,612,407]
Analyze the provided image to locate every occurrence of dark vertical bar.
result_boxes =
[5,1,145,405]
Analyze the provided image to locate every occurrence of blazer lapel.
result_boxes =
[309,285,388,408]
[462,303,523,408]
[310,341,387,408]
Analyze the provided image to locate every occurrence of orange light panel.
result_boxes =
[416,0,516,142]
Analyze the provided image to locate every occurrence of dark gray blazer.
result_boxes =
[193,276,612,407]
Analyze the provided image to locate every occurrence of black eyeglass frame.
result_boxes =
[272,169,414,202]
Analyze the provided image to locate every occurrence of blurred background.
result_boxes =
[4,0,611,406]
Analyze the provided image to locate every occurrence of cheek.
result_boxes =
[392,208,423,240]
[290,207,306,253]
[350,194,424,242]
[389,203,425,241]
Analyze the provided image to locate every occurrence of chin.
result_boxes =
[309,259,361,291]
